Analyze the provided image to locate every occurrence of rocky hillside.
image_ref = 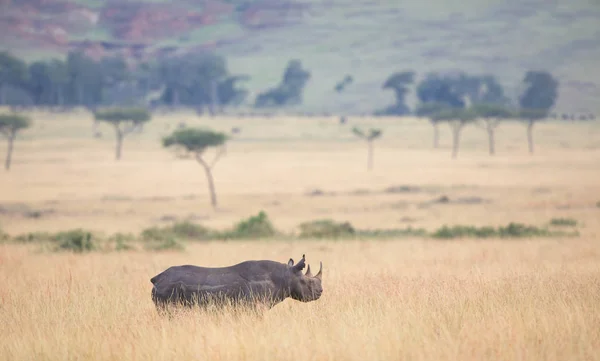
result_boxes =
[1,0,599,114]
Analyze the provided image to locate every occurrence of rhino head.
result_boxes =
[286,254,323,302]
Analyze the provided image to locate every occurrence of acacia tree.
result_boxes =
[432,108,476,159]
[472,103,514,155]
[94,108,151,160]
[352,127,382,170]
[519,71,558,154]
[0,113,31,170]
[415,102,450,148]
[163,128,227,208]
[376,71,415,115]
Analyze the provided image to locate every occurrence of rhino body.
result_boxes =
[150,255,322,310]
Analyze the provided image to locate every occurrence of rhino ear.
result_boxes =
[287,258,294,267]
[291,254,306,273]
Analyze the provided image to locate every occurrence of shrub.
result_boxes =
[298,219,355,239]
[549,218,578,227]
[357,227,428,238]
[222,211,277,239]
[140,226,170,241]
[13,231,55,243]
[109,233,136,251]
[432,225,497,239]
[0,227,9,243]
[497,223,550,237]
[431,222,564,239]
[140,221,213,241]
[54,229,96,253]
[144,237,185,252]
[170,221,213,240]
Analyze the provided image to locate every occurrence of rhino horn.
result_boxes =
[305,264,312,277]
[315,262,323,280]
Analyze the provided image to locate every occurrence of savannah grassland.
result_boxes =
[1,110,600,361]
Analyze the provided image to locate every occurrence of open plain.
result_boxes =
[1,110,600,361]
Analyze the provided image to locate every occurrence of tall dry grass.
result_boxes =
[1,240,599,361]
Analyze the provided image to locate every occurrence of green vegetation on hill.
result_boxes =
[1,0,598,114]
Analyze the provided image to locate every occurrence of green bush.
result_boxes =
[549,218,577,227]
[357,227,428,238]
[431,222,562,239]
[109,233,136,251]
[144,237,185,252]
[222,211,277,239]
[140,226,170,241]
[140,221,213,241]
[432,225,497,239]
[54,229,96,253]
[0,227,9,243]
[170,221,213,240]
[298,219,355,239]
[497,223,550,237]
[13,231,55,243]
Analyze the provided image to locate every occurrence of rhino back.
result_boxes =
[151,260,287,304]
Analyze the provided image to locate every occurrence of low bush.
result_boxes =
[497,223,551,237]
[170,221,213,239]
[432,225,497,239]
[221,211,277,239]
[298,219,356,239]
[13,231,55,243]
[144,237,185,252]
[431,222,573,239]
[54,229,96,253]
[0,228,9,243]
[357,227,428,238]
[549,218,577,227]
[140,221,214,241]
[109,233,136,251]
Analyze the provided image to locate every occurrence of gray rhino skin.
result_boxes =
[150,254,323,310]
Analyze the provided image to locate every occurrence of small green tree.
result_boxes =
[163,128,227,208]
[376,71,415,115]
[415,102,451,148]
[472,103,515,155]
[432,108,476,159]
[0,113,31,170]
[352,127,382,170]
[518,71,558,154]
[94,108,151,160]
[518,108,548,154]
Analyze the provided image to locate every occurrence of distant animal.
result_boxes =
[150,254,323,311]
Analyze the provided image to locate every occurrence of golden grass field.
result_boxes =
[1,109,600,360]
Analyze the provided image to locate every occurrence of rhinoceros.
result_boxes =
[150,254,323,311]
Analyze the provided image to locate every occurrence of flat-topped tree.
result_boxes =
[415,102,451,148]
[94,108,151,160]
[352,127,382,170]
[472,103,515,155]
[518,70,558,154]
[0,113,31,170]
[163,128,227,208]
[432,108,476,159]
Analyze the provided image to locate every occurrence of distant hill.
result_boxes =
[1,0,599,114]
